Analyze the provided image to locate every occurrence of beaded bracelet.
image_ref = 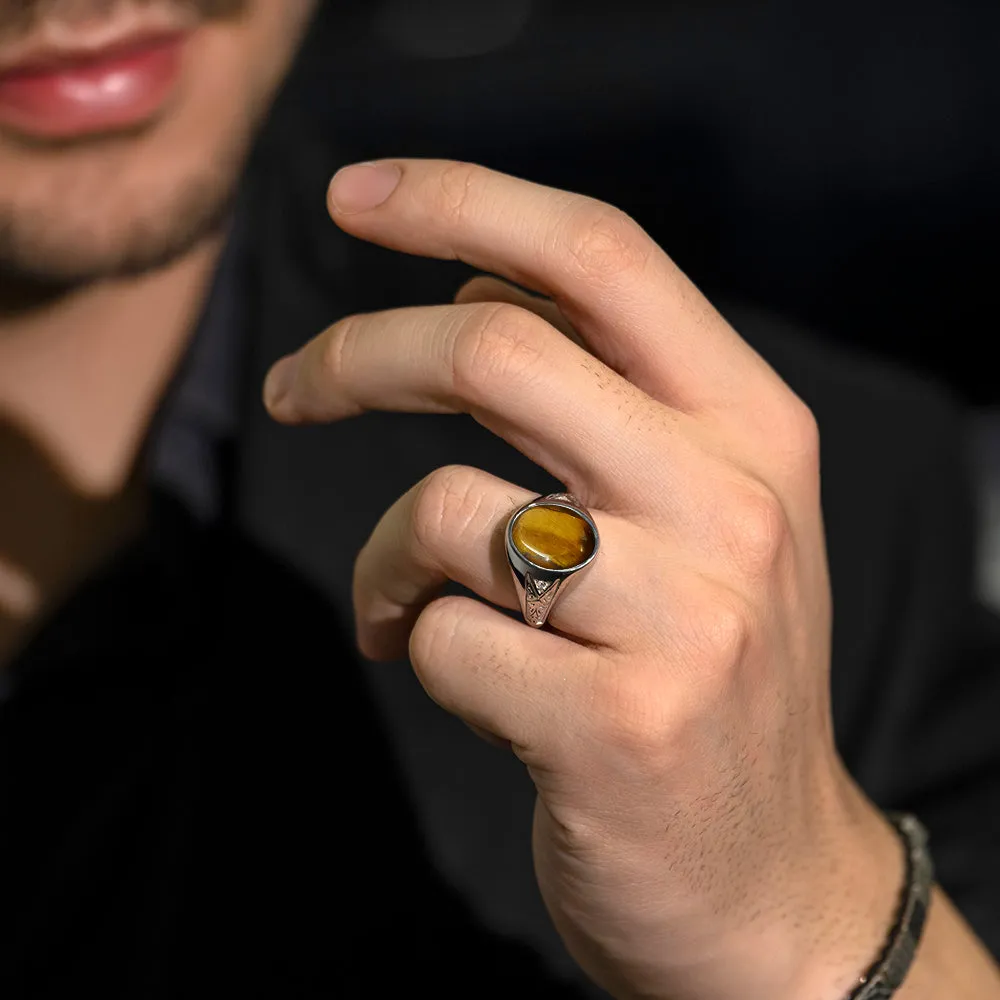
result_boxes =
[843,812,933,1000]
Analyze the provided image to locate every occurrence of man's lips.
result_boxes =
[0,32,189,139]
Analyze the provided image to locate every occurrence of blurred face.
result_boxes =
[0,0,317,287]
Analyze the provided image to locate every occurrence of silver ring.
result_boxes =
[505,492,600,628]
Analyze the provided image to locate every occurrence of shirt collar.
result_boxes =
[144,212,248,524]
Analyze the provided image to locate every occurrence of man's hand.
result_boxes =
[261,160,1000,999]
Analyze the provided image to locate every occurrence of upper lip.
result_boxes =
[0,16,194,78]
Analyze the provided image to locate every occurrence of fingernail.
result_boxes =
[328,161,401,215]
[263,353,298,414]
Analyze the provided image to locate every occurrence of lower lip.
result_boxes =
[0,34,188,140]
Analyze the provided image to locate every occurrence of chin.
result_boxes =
[0,4,304,287]
[0,96,252,286]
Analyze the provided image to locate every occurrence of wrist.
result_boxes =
[780,777,909,1000]
[680,772,907,1000]
[594,771,908,1000]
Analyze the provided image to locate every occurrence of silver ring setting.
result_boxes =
[505,492,600,628]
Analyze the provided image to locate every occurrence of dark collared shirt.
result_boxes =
[145,218,245,525]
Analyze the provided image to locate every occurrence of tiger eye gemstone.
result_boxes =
[511,505,595,570]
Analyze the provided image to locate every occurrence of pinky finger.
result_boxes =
[408,594,600,758]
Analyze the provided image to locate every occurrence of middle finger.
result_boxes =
[264,299,689,511]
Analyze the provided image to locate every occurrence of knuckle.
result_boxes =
[452,302,547,396]
[586,594,757,754]
[783,397,821,469]
[318,313,362,384]
[435,161,479,224]
[559,202,653,282]
[410,464,485,557]
[588,665,674,756]
[408,595,464,691]
[716,479,791,579]
[684,588,756,691]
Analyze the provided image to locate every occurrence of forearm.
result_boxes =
[600,781,1000,1000]
[791,793,1000,1000]
[894,885,1000,999]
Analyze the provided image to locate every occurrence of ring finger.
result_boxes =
[352,464,674,660]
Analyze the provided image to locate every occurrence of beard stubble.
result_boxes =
[0,0,258,297]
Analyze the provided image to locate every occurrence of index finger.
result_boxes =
[326,158,781,414]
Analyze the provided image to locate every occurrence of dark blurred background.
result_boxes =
[297,0,998,402]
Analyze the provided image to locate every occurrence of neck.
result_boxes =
[0,235,225,667]
[0,235,225,496]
